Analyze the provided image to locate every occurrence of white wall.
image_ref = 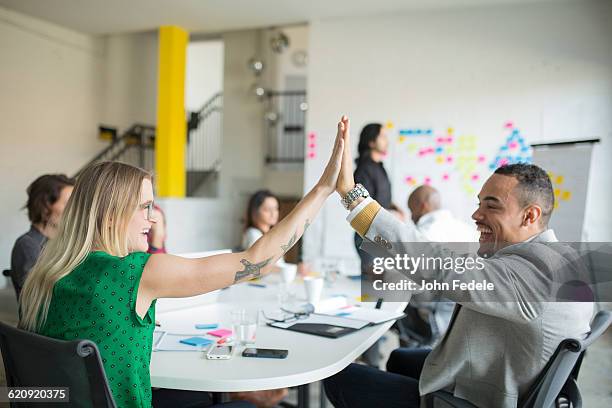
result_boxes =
[303,0,612,264]
[185,40,224,112]
[157,197,245,254]
[101,31,158,130]
[0,6,107,270]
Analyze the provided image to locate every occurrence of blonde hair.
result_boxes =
[19,162,151,332]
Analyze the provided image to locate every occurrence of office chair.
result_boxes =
[424,310,611,408]
[0,320,116,408]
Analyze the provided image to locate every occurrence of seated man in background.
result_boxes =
[407,185,477,242]
[10,174,74,299]
[397,185,478,346]
[325,116,593,408]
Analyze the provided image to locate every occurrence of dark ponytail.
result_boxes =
[356,123,382,164]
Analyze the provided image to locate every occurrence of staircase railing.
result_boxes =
[76,92,223,196]
[264,90,307,164]
[75,124,156,177]
[186,92,223,196]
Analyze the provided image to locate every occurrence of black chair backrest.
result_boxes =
[0,320,116,408]
[520,310,612,408]
[3,269,22,301]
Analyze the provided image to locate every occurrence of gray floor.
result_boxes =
[0,286,610,407]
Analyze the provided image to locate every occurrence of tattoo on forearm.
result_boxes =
[234,257,272,282]
[280,231,297,254]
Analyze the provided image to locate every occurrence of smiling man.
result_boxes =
[473,165,555,257]
[323,117,594,408]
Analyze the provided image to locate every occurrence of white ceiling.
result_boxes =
[0,0,565,35]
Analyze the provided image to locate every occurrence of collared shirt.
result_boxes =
[354,155,392,209]
[416,209,478,242]
[10,225,47,298]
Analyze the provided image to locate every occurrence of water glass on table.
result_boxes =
[231,309,259,346]
[304,276,324,306]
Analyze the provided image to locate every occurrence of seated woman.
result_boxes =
[242,190,288,266]
[147,204,167,254]
[10,174,74,299]
[18,118,345,408]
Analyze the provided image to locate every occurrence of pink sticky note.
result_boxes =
[208,329,232,338]
[436,137,444,144]
[500,158,509,166]
[446,156,454,163]
[309,143,316,148]
[504,121,514,129]
[308,152,316,159]
[308,132,316,140]
[471,174,480,181]
[446,137,453,144]
[477,155,486,163]
[405,176,413,182]
[424,177,432,185]
[509,142,518,149]
[442,173,450,181]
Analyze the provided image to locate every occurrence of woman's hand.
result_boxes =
[336,116,356,197]
[315,117,346,196]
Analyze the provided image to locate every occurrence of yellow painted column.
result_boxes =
[156,25,188,197]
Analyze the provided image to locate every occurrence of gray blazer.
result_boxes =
[361,208,594,408]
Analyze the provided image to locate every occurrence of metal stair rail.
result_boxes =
[186,92,223,196]
[264,90,307,164]
[75,124,156,177]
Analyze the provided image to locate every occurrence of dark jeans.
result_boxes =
[152,389,256,408]
[324,348,431,408]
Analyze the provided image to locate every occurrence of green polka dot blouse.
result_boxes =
[39,251,156,408]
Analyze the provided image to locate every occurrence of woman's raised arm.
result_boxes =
[136,118,346,315]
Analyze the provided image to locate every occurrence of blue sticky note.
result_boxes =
[179,337,213,347]
[195,324,219,330]
[335,312,352,317]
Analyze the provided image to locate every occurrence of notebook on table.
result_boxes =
[267,309,404,339]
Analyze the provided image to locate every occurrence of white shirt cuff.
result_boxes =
[346,197,374,223]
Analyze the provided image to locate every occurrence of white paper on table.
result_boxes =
[319,306,405,325]
[269,313,369,330]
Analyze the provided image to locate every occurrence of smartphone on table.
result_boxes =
[206,345,234,360]
[242,348,288,359]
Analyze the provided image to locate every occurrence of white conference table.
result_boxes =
[150,272,407,407]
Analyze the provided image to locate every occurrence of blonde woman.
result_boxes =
[19,118,347,408]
